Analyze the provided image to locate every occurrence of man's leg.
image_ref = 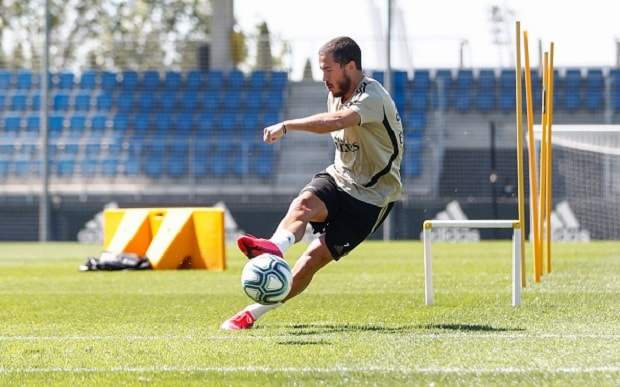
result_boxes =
[237,191,328,258]
[221,235,333,330]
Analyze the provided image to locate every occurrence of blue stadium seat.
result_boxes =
[263,89,284,112]
[392,70,408,92]
[195,113,215,135]
[80,158,98,177]
[249,71,267,90]
[476,89,496,113]
[116,93,135,113]
[30,94,40,111]
[372,70,384,85]
[16,71,33,89]
[167,142,189,177]
[133,113,151,136]
[228,70,245,90]
[4,116,21,135]
[64,143,80,155]
[245,91,262,112]
[123,157,140,177]
[175,114,193,135]
[202,91,220,112]
[0,143,14,156]
[164,71,182,90]
[262,112,280,126]
[101,157,118,177]
[186,71,205,90]
[413,70,431,91]
[53,94,70,111]
[206,71,224,89]
[143,156,164,178]
[499,70,516,113]
[121,71,139,90]
[80,70,97,89]
[69,115,86,136]
[0,70,12,89]
[178,91,199,112]
[216,112,237,133]
[271,71,288,90]
[74,94,91,111]
[435,69,453,87]
[11,94,27,111]
[84,143,101,156]
[410,90,428,112]
[90,115,107,134]
[25,116,40,134]
[211,143,231,177]
[57,72,74,89]
[478,69,496,89]
[240,112,261,137]
[55,156,75,177]
[100,72,117,90]
[96,93,113,111]
[112,114,129,133]
[223,89,243,108]
[137,92,156,111]
[159,91,178,112]
[142,71,161,90]
[0,95,5,110]
[191,142,210,177]
[12,157,33,177]
[585,69,604,112]
[49,115,64,137]
[251,143,273,178]
[153,113,173,135]
[404,112,426,131]
[562,69,582,111]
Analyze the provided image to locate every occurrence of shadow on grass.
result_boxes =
[285,323,524,335]
[276,339,332,346]
[422,323,525,332]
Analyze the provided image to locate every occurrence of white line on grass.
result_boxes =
[0,366,619,374]
[0,333,619,341]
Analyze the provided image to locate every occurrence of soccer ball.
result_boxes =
[241,254,292,305]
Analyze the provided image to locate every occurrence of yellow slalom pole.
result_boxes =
[523,31,542,283]
[546,43,555,273]
[515,21,526,287]
[540,52,549,276]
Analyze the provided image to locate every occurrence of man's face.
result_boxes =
[319,52,352,98]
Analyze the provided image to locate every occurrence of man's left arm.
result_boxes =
[263,110,361,144]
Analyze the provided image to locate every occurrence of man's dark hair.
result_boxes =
[319,37,362,70]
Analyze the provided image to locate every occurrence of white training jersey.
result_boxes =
[326,76,404,208]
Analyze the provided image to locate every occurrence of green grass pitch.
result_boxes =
[0,241,618,386]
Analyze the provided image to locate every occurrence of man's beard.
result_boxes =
[332,73,352,98]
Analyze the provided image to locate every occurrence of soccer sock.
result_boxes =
[244,303,282,320]
[269,229,296,254]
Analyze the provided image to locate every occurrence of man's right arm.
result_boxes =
[263,110,360,144]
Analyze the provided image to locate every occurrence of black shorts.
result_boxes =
[300,172,394,260]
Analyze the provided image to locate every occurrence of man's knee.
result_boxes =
[288,192,327,222]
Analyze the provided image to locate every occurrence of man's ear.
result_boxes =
[346,61,357,71]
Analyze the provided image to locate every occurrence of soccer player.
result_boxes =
[221,36,404,330]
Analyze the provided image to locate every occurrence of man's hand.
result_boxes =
[263,122,286,144]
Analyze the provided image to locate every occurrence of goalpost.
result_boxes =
[533,125,620,241]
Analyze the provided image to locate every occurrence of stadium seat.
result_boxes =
[413,70,431,91]
[195,113,215,135]
[3,116,21,135]
[133,113,151,136]
[123,157,141,177]
[84,143,101,156]
[585,69,604,112]
[79,70,98,89]
[143,155,164,177]
[80,158,98,177]
[245,91,263,112]
[186,70,206,90]
[392,70,408,92]
[167,142,189,177]
[178,91,199,112]
[101,157,118,177]
[164,71,182,90]
[89,115,107,134]
[222,89,243,109]
[69,115,86,136]
[228,70,245,90]
[112,114,129,133]
[121,71,139,90]
[57,72,74,89]
[30,94,40,111]
[153,113,173,135]
[74,94,91,111]
[211,143,232,177]
[249,71,268,90]
[0,95,5,110]
[476,89,496,113]
[100,71,117,90]
[251,144,273,178]
[64,143,80,155]
[191,142,210,177]
[562,69,582,111]
[262,112,280,126]
[11,94,27,111]
[478,69,496,90]
[96,93,113,111]
[137,92,156,111]
[49,115,65,137]
[202,91,220,112]
[404,111,426,131]
[216,112,237,133]
[0,70,12,89]
[116,93,135,113]
[55,157,75,177]
[372,70,384,85]
[206,71,224,89]
[25,116,40,134]
[271,71,288,90]
[53,94,70,111]
[175,114,193,135]
[410,90,428,112]
[16,71,33,89]
[263,89,284,112]
[142,70,161,90]
[240,112,261,137]
[159,91,178,112]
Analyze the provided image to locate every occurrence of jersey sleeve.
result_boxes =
[348,90,384,125]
